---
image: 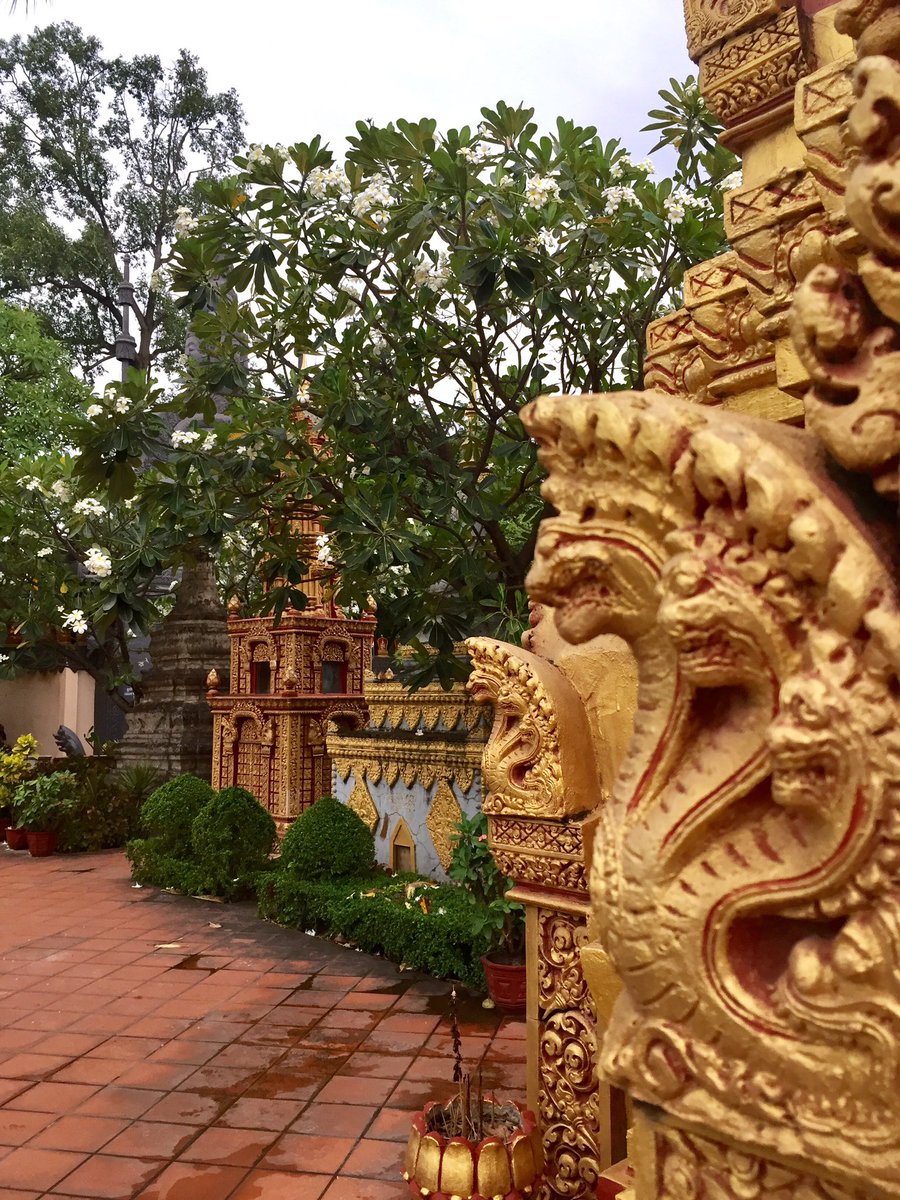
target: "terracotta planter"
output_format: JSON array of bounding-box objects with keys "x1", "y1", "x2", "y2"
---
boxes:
[
  {"x1": 26, "y1": 830, "x2": 58, "y2": 857},
  {"x1": 481, "y1": 955, "x2": 527, "y2": 1014},
  {"x1": 0, "y1": 819, "x2": 9, "y2": 844},
  {"x1": 404, "y1": 1099, "x2": 543, "y2": 1199},
  {"x1": 5, "y1": 827, "x2": 28, "y2": 850}
]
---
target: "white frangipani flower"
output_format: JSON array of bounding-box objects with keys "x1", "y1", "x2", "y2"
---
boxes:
[
  {"x1": 21, "y1": 477, "x2": 42, "y2": 492},
  {"x1": 609, "y1": 154, "x2": 632, "y2": 180},
  {"x1": 524, "y1": 174, "x2": 561, "y2": 209},
  {"x1": 721, "y1": 169, "x2": 743, "y2": 191},
  {"x1": 246, "y1": 144, "x2": 272, "y2": 167},
  {"x1": 413, "y1": 253, "x2": 451, "y2": 293},
  {"x1": 459, "y1": 142, "x2": 491, "y2": 165},
  {"x1": 114, "y1": 398, "x2": 130, "y2": 414},
  {"x1": 51, "y1": 480, "x2": 71, "y2": 501},
  {"x1": 85, "y1": 404, "x2": 104, "y2": 419},
  {"x1": 84, "y1": 547, "x2": 112, "y2": 578},
  {"x1": 528, "y1": 228, "x2": 559, "y2": 255},
  {"x1": 62, "y1": 609, "x2": 89, "y2": 635},
  {"x1": 307, "y1": 164, "x2": 350, "y2": 199},
  {"x1": 173, "y1": 206, "x2": 198, "y2": 236},
  {"x1": 351, "y1": 173, "x2": 394, "y2": 218},
  {"x1": 636, "y1": 158, "x2": 655, "y2": 175},
  {"x1": 315, "y1": 532, "x2": 334, "y2": 565},
  {"x1": 602, "y1": 185, "x2": 639, "y2": 214},
  {"x1": 171, "y1": 429, "x2": 200, "y2": 448},
  {"x1": 202, "y1": 433, "x2": 217, "y2": 451},
  {"x1": 36, "y1": 547, "x2": 53, "y2": 558},
  {"x1": 73, "y1": 498, "x2": 106, "y2": 517}
]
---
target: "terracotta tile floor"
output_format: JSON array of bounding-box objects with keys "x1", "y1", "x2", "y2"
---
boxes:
[{"x1": 0, "y1": 850, "x2": 525, "y2": 1198}]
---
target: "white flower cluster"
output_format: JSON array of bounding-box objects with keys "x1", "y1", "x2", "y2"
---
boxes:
[
  {"x1": 22, "y1": 476, "x2": 42, "y2": 492},
  {"x1": 62, "y1": 609, "x2": 89, "y2": 635},
  {"x1": 0, "y1": 653, "x2": 8, "y2": 664},
  {"x1": 339, "y1": 277, "x2": 364, "y2": 299},
  {"x1": 307, "y1": 164, "x2": 350, "y2": 199},
  {"x1": 602, "y1": 185, "x2": 639, "y2": 214},
  {"x1": 149, "y1": 268, "x2": 167, "y2": 293},
  {"x1": 246, "y1": 144, "x2": 272, "y2": 167},
  {"x1": 528, "y1": 228, "x2": 559, "y2": 255},
  {"x1": 174, "y1": 206, "x2": 198, "y2": 237},
  {"x1": 51, "y1": 480, "x2": 71, "y2": 502},
  {"x1": 664, "y1": 186, "x2": 709, "y2": 223},
  {"x1": 351, "y1": 173, "x2": 394, "y2": 219},
  {"x1": 73, "y1": 498, "x2": 106, "y2": 518},
  {"x1": 720, "y1": 169, "x2": 742, "y2": 191},
  {"x1": 637, "y1": 263, "x2": 657, "y2": 282},
  {"x1": 84, "y1": 547, "x2": 112, "y2": 578},
  {"x1": 524, "y1": 174, "x2": 561, "y2": 209},
  {"x1": 115, "y1": 398, "x2": 130, "y2": 414},
  {"x1": 86, "y1": 403, "x2": 103, "y2": 419},
  {"x1": 610, "y1": 154, "x2": 631, "y2": 180},
  {"x1": 413, "y1": 253, "x2": 451, "y2": 292},
  {"x1": 459, "y1": 142, "x2": 491, "y2": 165},
  {"x1": 36, "y1": 546, "x2": 53, "y2": 558},
  {"x1": 315, "y1": 533, "x2": 333, "y2": 565},
  {"x1": 202, "y1": 432, "x2": 216, "y2": 451},
  {"x1": 171, "y1": 429, "x2": 200, "y2": 448}
]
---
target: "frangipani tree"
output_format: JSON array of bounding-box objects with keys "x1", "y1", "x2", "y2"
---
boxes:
[
  {"x1": 167, "y1": 84, "x2": 734, "y2": 682},
  {"x1": 2, "y1": 83, "x2": 735, "y2": 695}
]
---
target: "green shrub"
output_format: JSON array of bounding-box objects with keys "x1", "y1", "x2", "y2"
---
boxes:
[
  {"x1": 139, "y1": 775, "x2": 214, "y2": 856},
  {"x1": 280, "y1": 794, "x2": 374, "y2": 880},
  {"x1": 126, "y1": 839, "x2": 209, "y2": 893},
  {"x1": 58, "y1": 767, "x2": 141, "y2": 852},
  {"x1": 191, "y1": 786, "x2": 276, "y2": 899},
  {"x1": 257, "y1": 869, "x2": 485, "y2": 990},
  {"x1": 12, "y1": 772, "x2": 77, "y2": 833}
]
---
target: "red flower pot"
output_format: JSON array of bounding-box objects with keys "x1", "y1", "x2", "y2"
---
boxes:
[
  {"x1": 26, "y1": 830, "x2": 58, "y2": 857},
  {"x1": 5, "y1": 827, "x2": 28, "y2": 850},
  {"x1": 481, "y1": 955, "x2": 527, "y2": 1014}
]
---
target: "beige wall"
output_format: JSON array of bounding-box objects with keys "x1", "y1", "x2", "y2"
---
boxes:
[{"x1": 0, "y1": 671, "x2": 95, "y2": 757}]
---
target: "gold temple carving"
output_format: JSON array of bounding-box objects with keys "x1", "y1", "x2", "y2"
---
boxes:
[{"x1": 485, "y1": 3, "x2": 900, "y2": 1198}]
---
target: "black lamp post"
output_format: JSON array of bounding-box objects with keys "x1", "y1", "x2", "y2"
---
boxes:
[{"x1": 114, "y1": 254, "x2": 138, "y2": 381}]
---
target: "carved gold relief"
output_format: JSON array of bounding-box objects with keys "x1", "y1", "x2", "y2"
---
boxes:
[
  {"x1": 522, "y1": 384, "x2": 900, "y2": 1193},
  {"x1": 426, "y1": 780, "x2": 463, "y2": 870},
  {"x1": 699, "y1": 8, "x2": 807, "y2": 133},
  {"x1": 792, "y1": 12, "x2": 900, "y2": 497},
  {"x1": 539, "y1": 1007, "x2": 602, "y2": 1200},
  {"x1": 466, "y1": 637, "x2": 602, "y2": 819},
  {"x1": 365, "y1": 680, "x2": 487, "y2": 736},
  {"x1": 330, "y1": 736, "x2": 481, "y2": 793},
  {"x1": 682, "y1": 0, "x2": 788, "y2": 61},
  {"x1": 346, "y1": 773, "x2": 378, "y2": 832}
]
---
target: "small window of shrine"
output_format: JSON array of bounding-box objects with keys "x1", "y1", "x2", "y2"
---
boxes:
[
  {"x1": 390, "y1": 818, "x2": 416, "y2": 874},
  {"x1": 250, "y1": 660, "x2": 271, "y2": 694},
  {"x1": 321, "y1": 661, "x2": 347, "y2": 693}
]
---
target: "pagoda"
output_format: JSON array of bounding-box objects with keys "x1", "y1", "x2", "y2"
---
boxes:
[{"x1": 206, "y1": 429, "x2": 373, "y2": 832}]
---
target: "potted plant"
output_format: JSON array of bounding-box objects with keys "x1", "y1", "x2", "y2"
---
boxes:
[
  {"x1": 449, "y1": 811, "x2": 526, "y2": 1012},
  {"x1": 0, "y1": 734, "x2": 39, "y2": 848},
  {"x1": 404, "y1": 988, "x2": 543, "y2": 1199},
  {"x1": 12, "y1": 772, "x2": 77, "y2": 857}
]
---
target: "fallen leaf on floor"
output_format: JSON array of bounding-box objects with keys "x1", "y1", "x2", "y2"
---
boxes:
[
  {"x1": 155, "y1": 943, "x2": 183, "y2": 950},
  {"x1": 208, "y1": 922, "x2": 222, "y2": 929}
]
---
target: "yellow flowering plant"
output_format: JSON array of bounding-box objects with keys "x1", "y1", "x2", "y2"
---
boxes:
[{"x1": 0, "y1": 733, "x2": 38, "y2": 807}]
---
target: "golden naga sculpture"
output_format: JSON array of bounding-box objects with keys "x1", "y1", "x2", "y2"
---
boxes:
[{"x1": 511, "y1": 3, "x2": 900, "y2": 1195}]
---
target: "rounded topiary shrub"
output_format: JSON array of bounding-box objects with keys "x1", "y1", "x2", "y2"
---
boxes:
[
  {"x1": 139, "y1": 775, "x2": 215, "y2": 857},
  {"x1": 280, "y1": 794, "x2": 374, "y2": 880},
  {"x1": 191, "y1": 786, "x2": 277, "y2": 898}
]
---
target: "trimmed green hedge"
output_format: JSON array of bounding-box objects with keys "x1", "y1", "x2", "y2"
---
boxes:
[
  {"x1": 257, "y1": 868, "x2": 486, "y2": 991},
  {"x1": 280, "y1": 794, "x2": 374, "y2": 880},
  {"x1": 191, "y1": 786, "x2": 276, "y2": 899}
]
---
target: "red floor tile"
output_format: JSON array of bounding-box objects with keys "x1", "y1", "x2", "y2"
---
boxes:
[
  {"x1": 113, "y1": 1061, "x2": 197, "y2": 1090},
  {"x1": 31, "y1": 1114, "x2": 129, "y2": 1152},
  {"x1": 0, "y1": 1052, "x2": 71, "y2": 1079},
  {"x1": 343, "y1": 1052, "x2": 413, "y2": 1079},
  {"x1": 259, "y1": 1133, "x2": 355, "y2": 1174},
  {"x1": 75, "y1": 1085, "x2": 159, "y2": 1119},
  {"x1": 365, "y1": 1108, "x2": 416, "y2": 1142},
  {"x1": 290, "y1": 1102, "x2": 373, "y2": 1139},
  {"x1": 0, "y1": 1145, "x2": 87, "y2": 1191},
  {"x1": 314, "y1": 1076, "x2": 395, "y2": 1106},
  {"x1": 0, "y1": 1108, "x2": 56, "y2": 1144},
  {"x1": 335, "y1": 993, "x2": 396, "y2": 1012},
  {"x1": 133, "y1": 1162, "x2": 248, "y2": 1200},
  {"x1": 321, "y1": 1177, "x2": 408, "y2": 1199},
  {"x1": 50, "y1": 1058, "x2": 130, "y2": 1086},
  {"x1": 102, "y1": 1119, "x2": 197, "y2": 1159},
  {"x1": 148, "y1": 1039, "x2": 222, "y2": 1066},
  {"x1": 47, "y1": 1153, "x2": 165, "y2": 1198},
  {"x1": 5, "y1": 1081, "x2": 99, "y2": 1113},
  {"x1": 180, "y1": 1124, "x2": 278, "y2": 1167},
  {"x1": 218, "y1": 1097, "x2": 304, "y2": 1131},
  {"x1": 341, "y1": 1137, "x2": 405, "y2": 1180},
  {"x1": 140, "y1": 1090, "x2": 228, "y2": 1126},
  {"x1": 228, "y1": 1170, "x2": 327, "y2": 1200}
]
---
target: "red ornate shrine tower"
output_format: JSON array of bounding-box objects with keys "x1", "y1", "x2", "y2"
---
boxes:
[{"x1": 206, "y1": 434, "x2": 373, "y2": 832}]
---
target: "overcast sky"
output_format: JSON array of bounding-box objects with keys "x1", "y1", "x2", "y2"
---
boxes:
[{"x1": 5, "y1": 1, "x2": 694, "y2": 159}]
